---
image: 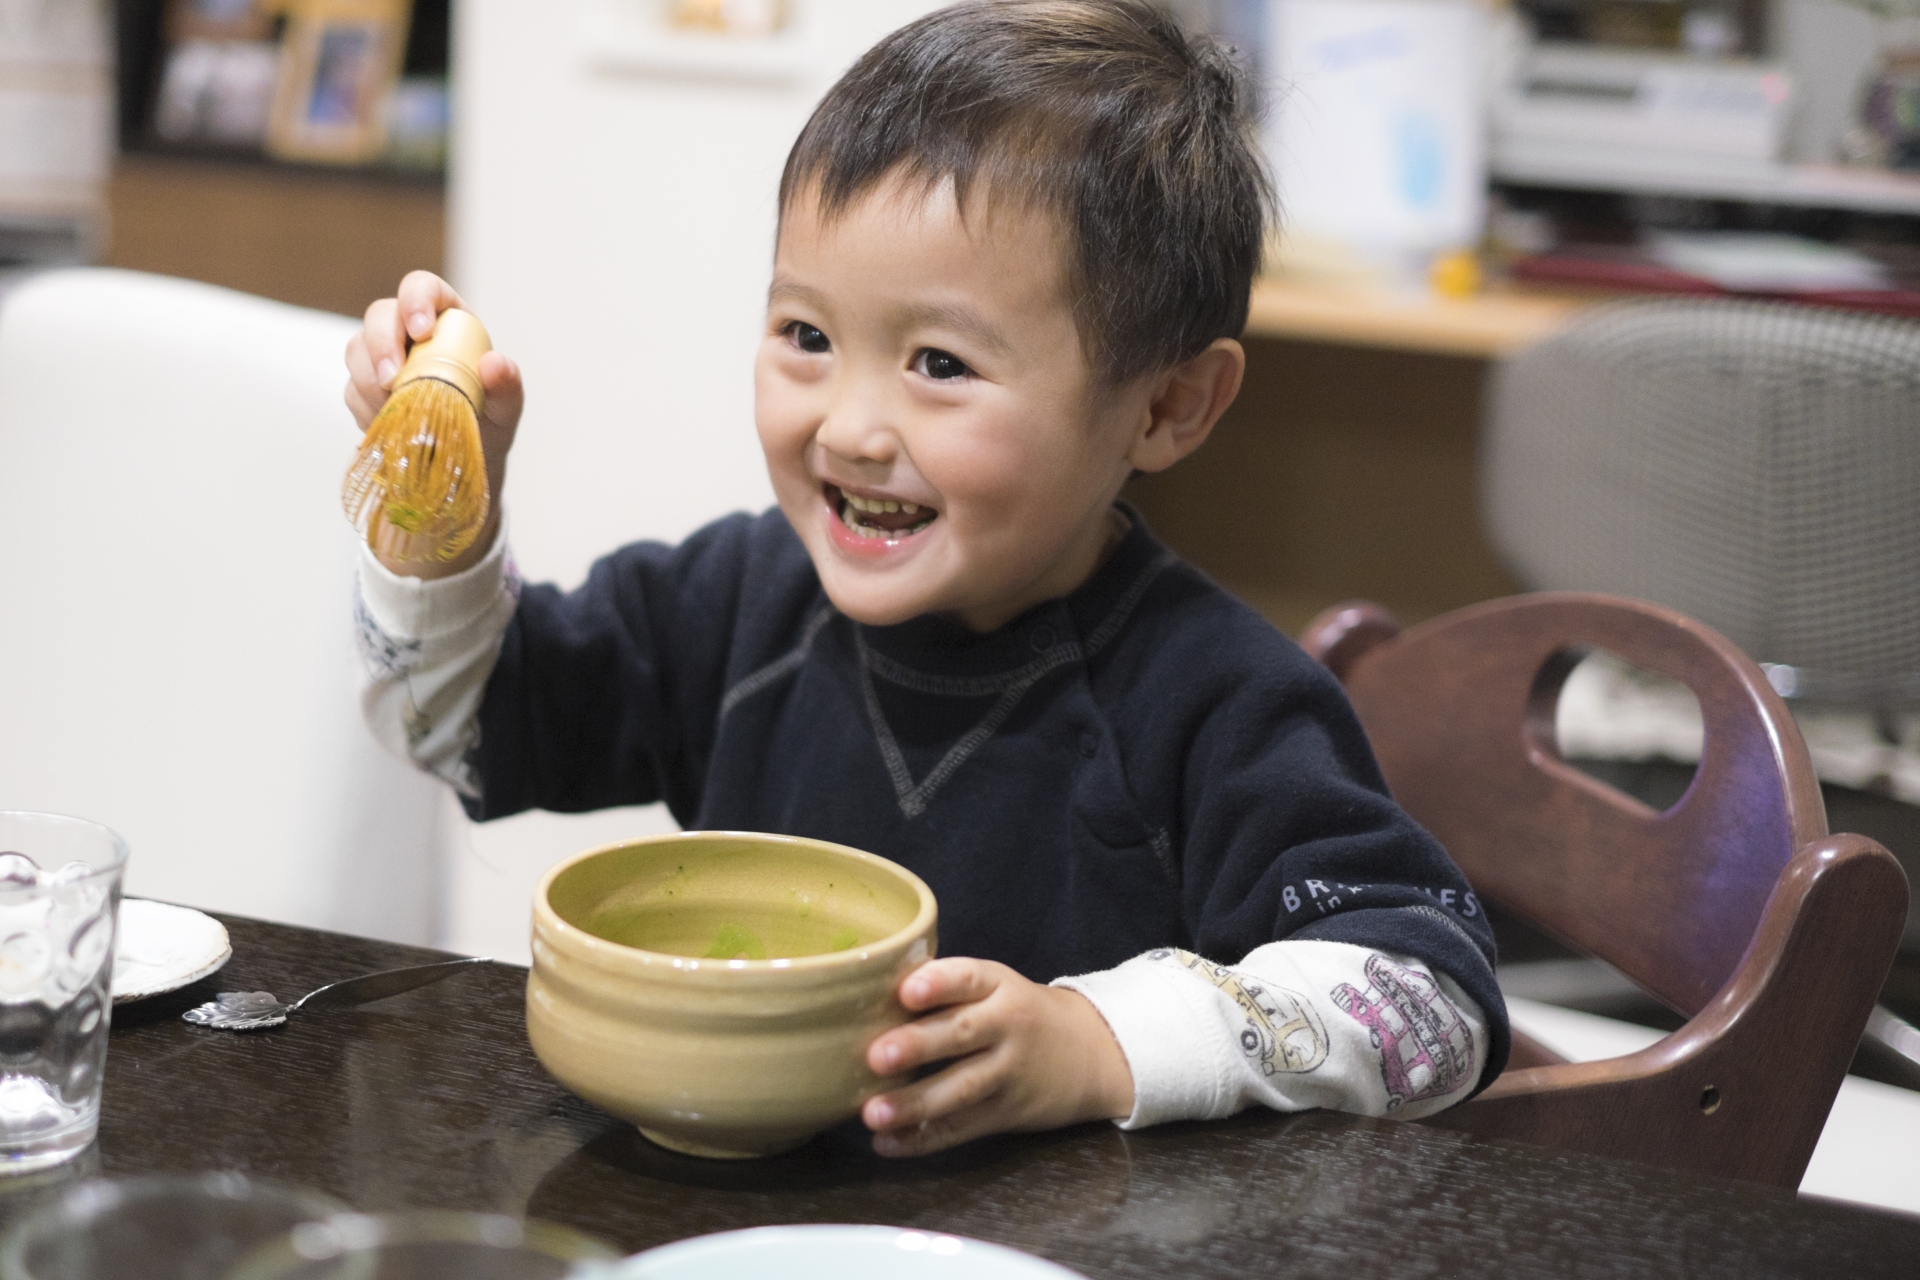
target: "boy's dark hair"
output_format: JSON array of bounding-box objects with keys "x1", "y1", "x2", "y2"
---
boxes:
[{"x1": 779, "y1": 0, "x2": 1270, "y2": 385}]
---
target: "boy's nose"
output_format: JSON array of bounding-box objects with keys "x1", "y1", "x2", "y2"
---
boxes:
[{"x1": 813, "y1": 386, "x2": 899, "y2": 467}]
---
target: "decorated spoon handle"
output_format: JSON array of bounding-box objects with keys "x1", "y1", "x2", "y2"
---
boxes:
[{"x1": 292, "y1": 957, "x2": 491, "y2": 1014}]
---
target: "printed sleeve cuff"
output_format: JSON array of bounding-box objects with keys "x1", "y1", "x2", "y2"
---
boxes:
[
  {"x1": 1054, "y1": 958, "x2": 1224, "y2": 1130},
  {"x1": 356, "y1": 520, "x2": 512, "y2": 641}
]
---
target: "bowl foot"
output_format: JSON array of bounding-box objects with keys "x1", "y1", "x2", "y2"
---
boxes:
[{"x1": 637, "y1": 1126, "x2": 813, "y2": 1160}]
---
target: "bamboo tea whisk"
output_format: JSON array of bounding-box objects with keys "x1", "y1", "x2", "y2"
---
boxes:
[{"x1": 342, "y1": 309, "x2": 493, "y2": 563}]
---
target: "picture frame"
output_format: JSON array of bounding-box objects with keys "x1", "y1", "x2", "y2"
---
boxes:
[{"x1": 266, "y1": 0, "x2": 412, "y2": 165}]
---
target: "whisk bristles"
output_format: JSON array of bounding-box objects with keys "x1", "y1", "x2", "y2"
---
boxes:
[{"x1": 342, "y1": 376, "x2": 490, "y2": 563}]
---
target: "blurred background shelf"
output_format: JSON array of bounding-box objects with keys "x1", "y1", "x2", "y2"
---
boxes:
[
  {"x1": 1246, "y1": 276, "x2": 1586, "y2": 357},
  {"x1": 1494, "y1": 146, "x2": 1920, "y2": 217},
  {"x1": 103, "y1": 152, "x2": 443, "y2": 316},
  {"x1": 88, "y1": 0, "x2": 450, "y2": 315}
]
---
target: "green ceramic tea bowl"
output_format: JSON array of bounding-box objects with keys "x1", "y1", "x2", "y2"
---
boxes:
[{"x1": 527, "y1": 831, "x2": 938, "y2": 1159}]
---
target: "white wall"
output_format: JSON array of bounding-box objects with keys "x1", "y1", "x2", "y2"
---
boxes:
[{"x1": 439, "y1": 0, "x2": 942, "y2": 962}]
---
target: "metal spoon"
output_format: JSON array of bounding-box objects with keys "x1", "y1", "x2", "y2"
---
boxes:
[{"x1": 182, "y1": 957, "x2": 491, "y2": 1031}]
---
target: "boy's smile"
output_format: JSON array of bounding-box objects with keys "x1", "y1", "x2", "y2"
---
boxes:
[{"x1": 756, "y1": 178, "x2": 1156, "y2": 632}]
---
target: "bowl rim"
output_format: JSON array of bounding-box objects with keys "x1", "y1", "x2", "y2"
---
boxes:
[{"x1": 532, "y1": 830, "x2": 937, "y2": 977}]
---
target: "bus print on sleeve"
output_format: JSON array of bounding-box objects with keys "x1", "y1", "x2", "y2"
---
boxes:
[
  {"x1": 1151, "y1": 948, "x2": 1328, "y2": 1076},
  {"x1": 1331, "y1": 953, "x2": 1474, "y2": 1110}
]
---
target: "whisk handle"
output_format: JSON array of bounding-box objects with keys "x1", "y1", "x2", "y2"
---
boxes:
[{"x1": 393, "y1": 308, "x2": 492, "y2": 408}]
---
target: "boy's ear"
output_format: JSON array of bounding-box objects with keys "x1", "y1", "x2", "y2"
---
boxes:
[{"x1": 1127, "y1": 338, "x2": 1245, "y2": 474}]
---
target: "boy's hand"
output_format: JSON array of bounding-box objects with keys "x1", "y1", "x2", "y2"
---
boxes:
[
  {"x1": 861, "y1": 958, "x2": 1134, "y2": 1157},
  {"x1": 344, "y1": 271, "x2": 524, "y2": 577}
]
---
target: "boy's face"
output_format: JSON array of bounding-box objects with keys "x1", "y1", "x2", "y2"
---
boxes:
[{"x1": 756, "y1": 179, "x2": 1151, "y2": 632}]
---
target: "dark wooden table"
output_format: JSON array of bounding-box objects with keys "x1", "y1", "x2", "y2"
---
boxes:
[{"x1": 31, "y1": 915, "x2": 1920, "y2": 1277}]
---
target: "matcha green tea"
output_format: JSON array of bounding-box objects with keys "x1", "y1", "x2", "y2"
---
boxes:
[
  {"x1": 544, "y1": 836, "x2": 926, "y2": 962},
  {"x1": 583, "y1": 903, "x2": 868, "y2": 959}
]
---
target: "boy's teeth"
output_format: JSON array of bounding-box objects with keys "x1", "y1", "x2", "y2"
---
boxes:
[
  {"x1": 836, "y1": 489, "x2": 935, "y2": 538},
  {"x1": 843, "y1": 492, "x2": 915, "y2": 515}
]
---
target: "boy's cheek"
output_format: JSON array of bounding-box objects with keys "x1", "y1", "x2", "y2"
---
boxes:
[
  {"x1": 753, "y1": 406, "x2": 811, "y2": 484},
  {"x1": 752, "y1": 351, "x2": 804, "y2": 429},
  {"x1": 754, "y1": 385, "x2": 826, "y2": 464}
]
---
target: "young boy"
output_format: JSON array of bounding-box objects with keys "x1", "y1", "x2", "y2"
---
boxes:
[{"x1": 347, "y1": 0, "x2": 1508, "y2": 1157}]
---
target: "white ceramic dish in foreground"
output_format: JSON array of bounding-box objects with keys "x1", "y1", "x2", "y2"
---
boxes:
[
  {"x1": 604, "y1": 1225, "x2": 1088, "y2": 1280},
  {"x1": 112, "y1": 899, "x2": 231, "y2": 1003}
]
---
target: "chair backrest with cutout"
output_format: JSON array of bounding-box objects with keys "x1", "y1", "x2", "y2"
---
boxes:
[{"x1": 1317, "y1": 592, "x2": 1829, "y2": 1018}]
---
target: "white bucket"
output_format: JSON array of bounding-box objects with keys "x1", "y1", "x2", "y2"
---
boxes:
[{"x1": 1263, "y1": 0, "x2": 1489, "y2": 283}]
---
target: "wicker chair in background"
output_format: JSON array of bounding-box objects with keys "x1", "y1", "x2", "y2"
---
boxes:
[{"x1": 1482, "y1": 297, "x2": 1920, "y2": 715}]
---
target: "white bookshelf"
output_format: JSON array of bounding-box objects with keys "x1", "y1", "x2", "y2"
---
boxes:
[{"x1": 1493, "y1": 140, "x2": 1920, "y2": 217}]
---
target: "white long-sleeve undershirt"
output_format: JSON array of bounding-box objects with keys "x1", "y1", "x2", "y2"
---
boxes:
[{"x1": 354, "y1": 528, "x2": 519, "y2": 799}]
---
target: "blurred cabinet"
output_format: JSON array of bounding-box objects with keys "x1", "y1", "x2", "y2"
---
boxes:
[
  {"x1": 104, "y1": 154, "x2": 443, "y2": 316},
  {"x1": 1127, "y1": 335, "x2": 1523, "y2": 636},
  {"x1": 100, "y1": 0, "x2": 449, "y2": 315}
]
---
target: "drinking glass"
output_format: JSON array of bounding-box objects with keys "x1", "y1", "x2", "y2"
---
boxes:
[
  {"x1": 0, "y1": 814, "x2": 127, "y2": 1173},
  {"x1": 0, "y1": 1172, "x2": 347, "y2": 1280},
  {"x1": 226, "y1": 1211, "x2": 620, "y2": 1279}
]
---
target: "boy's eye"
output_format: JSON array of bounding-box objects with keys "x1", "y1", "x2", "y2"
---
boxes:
[
  {"x1": 786, "y1": 322, "x2": 830, "y2": 354},
  {"x1": 915, "y1": 348, "x2": 972, "y2": 380}
]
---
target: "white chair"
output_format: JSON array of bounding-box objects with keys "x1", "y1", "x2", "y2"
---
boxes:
[{"x1": 0, "y1": 268, "x2": 445, "y2": 944}]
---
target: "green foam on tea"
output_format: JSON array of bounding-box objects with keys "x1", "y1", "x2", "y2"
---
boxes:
[
  {"x1": 705, "y1": 923, "x2": 767, "y2": 961},
  {"x1": 582, "y1": 902, "x2": 873, "y2": 959}
]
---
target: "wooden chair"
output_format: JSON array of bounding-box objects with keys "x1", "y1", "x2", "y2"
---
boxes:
[{"x1": 1299, "y1": 592, "x2": 1909, "y2": 1189}]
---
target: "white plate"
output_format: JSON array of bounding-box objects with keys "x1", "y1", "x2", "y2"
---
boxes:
[
  {"x1": 112, "y1": 899, "x2": 232, "y2": 1003},
  {"x1": 607, "y1": 1226, "x2": 1087, "y2": 1280}
]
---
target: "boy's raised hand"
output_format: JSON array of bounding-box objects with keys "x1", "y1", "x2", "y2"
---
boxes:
[
  {"x1": 861, "y1": 958, "x2": 1134, "y2": 1157},
  {"x1": 344, "y1": 270, "x2": 525, "y2": 577}
]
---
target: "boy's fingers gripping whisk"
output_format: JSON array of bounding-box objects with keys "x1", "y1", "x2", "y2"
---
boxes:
[
  {"x1": 343, "y1": 332, "x2": 387, "y2": 434},
  {"x1": 475, "y1": 350, "x2": 525, "y2": 455},
  {"x1": 396, "y1": 268, "x2": 467, "y2": 343},
  {"x1": 365, "y1": 271, "x2": 463, "y2": 395}
]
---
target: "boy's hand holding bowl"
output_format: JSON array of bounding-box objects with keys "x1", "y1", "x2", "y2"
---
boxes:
[{"x1": 862, "y1": 957, "x2": 1134, "y2": 1157}]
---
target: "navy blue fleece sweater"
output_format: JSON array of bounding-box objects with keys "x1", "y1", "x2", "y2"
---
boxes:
[{"x1": 468, "y1": 505, "x2": 1509, "y2": 1085}]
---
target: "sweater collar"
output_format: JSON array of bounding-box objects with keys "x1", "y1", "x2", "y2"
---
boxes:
[{"x1": 854, "y1": 502, "x2": 1168, "y2": 680}]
